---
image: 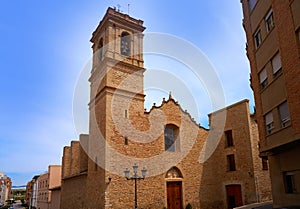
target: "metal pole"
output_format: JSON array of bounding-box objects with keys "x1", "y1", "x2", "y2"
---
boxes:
[
  {"x1": 125, "y1": 165, "x2": 146, "y2": 209},
  {"x1": 134, "y1": 178, "x2": 138, "y2": 209}
]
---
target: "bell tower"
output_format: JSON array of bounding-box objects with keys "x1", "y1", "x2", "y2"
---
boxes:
[
  {"x1": 87, "y1": 8, "x2": 146, "y2": 208},
  {"x1": 89, "y1": 6, "x2": 146, "y2": 136},
  {"x1": 89, "y1": 7, "x2": 146, "y2": 103},
  {"x1": 89, "y1": 7, "x2": 146, "y2": 132}
]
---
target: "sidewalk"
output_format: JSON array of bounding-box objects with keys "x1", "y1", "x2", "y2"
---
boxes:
[{"x1": 234, "y1": 201, "x2": 273, "y2": 209}]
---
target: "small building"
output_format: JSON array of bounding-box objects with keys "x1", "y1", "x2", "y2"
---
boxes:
[
  {"x1": 26, "y1": 180, "x2": 32, "y2": 206},
  {"x1": 37, "y1": 172, "x2": 49, "y2": 209},
  {"x1": 0, "y1": 172, "x2": 12, "y2": 206},
  {"x1": 202, "y1": 100, "x2": 272, "y2": 208},
  {"x1": 36, "y1": 165, "x2": 61, "y2": 209},
  {"x1": 27, "y1": 175, "x2": 39, "y2": 209}
]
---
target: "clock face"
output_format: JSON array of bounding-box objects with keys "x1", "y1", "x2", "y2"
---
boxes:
[{"x1": 121, "y1": 38, "x2": 130, "y2": 56}]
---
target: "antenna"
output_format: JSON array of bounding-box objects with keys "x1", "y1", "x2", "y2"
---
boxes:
[
  {"x1": 128, "y1": 4, "x2": 130, "y2": 15},
  {"x1": 117, "y1": 4, "x2": 121, "y2": 12}
]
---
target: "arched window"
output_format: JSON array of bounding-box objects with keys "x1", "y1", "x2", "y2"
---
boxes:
[
  {"x1": 98, "y1": 38, "x2": 103, "y2": 61},
  {"x1": 164, "y1": 124, "x2": 180, "y2": 152},
  {"x1": 165, "y1": 167, "x2": 183, "y2": 179},
  {"x1": 120, "y1": 32, "x2": 131, "y2": 56}
]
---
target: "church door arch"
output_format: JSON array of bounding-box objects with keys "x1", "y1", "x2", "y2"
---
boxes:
[{"x1": 165, "y1": 167, "x2": 183, "y2": 209}]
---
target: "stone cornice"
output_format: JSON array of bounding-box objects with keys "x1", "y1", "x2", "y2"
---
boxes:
[
  {"x1": 91, "y1": 7, "x2": 145, "y2": 43},
  {"x1": 89, "y1": 86, "x2": 145, "y2": 108},
  {"x1": 62, "y1": 171, "x2": 87, "y2": 181}
]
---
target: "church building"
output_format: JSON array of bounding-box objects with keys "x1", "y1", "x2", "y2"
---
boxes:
[{"x1": 60, "y1": 7, "x2": 271, "y2": 209}]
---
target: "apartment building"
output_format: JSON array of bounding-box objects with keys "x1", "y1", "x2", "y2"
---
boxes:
[
  {"x1": 27, "y1": 175, "x2": 39, "y2": 209},
  {"x1": 26, "y1": 180, "x2": 33, "y2": 206},
  {"x1": 0, "y1": 173, "x2": 12, "y2": 206},
  {"x1": 33, "y1": 165, "x2": 61, "y2": 209},
  {"x1": 241, "y1": 0, "x2": 300, "y2": 207},
  {"x1": 37, "y1": 172, "x2": 49, "y2": 209}
]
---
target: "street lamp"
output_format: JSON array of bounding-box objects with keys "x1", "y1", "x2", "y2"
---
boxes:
[{"x1": 124, "y1": 164, "x2": 147, "y2": 209}]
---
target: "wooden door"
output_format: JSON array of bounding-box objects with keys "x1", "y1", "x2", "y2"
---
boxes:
[
  {"x1": 226, "y1": 184, "x2": 243, "y2": 209},
  {"x1": 167, "y1": 181, "x2": 183, "y2": 209}
]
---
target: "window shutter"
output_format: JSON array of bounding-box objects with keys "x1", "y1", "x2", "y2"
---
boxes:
[
  {"x1": 259, "y1": 69, "x2": 267, "y2": 83},
  {"x1": 272, "y1": 53, "x2": 282, "y2": 74},
  {"x1": 279, "y1": 102, "x2": 290, "y2": 121},
  {"x1": 265, "y1": 112, "x2": 273, "y2": 125}
]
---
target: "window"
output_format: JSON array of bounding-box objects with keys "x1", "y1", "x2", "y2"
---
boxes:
[
  {"x1": 284, "y1": 172, "x2": 297, "y2": 194},
  {"x1": 164, "y1": 127, "x2": 175, "y2": 151},
  {"x1": 227, "y1": 154, "x2": 236, "y2": 171},
  {"x1": 164, "y1": 125, "x2": 179, "y2": 152},
  {"x1": 265, "y1": 9, "x2": 274, "y2": 32},
  {"x1": 120, "y1": 32, "x2": 131, "y2": 56},
  {"x1": 265, "y1": 112, "x2": 274, "y2": 135},
  {"x1": 262, "y1": 158, "x2": 268, "y2": 170},
  {"x1": 248, "y1": 0, "x2": 257, "y2": 12},
  {"x1": 254, "y1": 29, "x2": 262, "y2": 48},
  {"x1": 271, "y1": 52, "x2": 282, "y2": 77},
  {"x1": 279, "y1": 101, "x2": 291, "y2": 128},
  {"x1": 259, "y1": 68, "x2": 268, "y2": 89},
  {"x1": 165, "y1": 167, "x2": 183, "y2": 179},
  {"x1": 124, "y1": 136, "x2": 128, "y2": 145},
  {"x1": 225, "y1": 130, "x2": 234, "y2": 147}
]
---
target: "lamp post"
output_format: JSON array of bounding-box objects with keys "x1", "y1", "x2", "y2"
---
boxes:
[{"x1": 124, "y1": 164, "x2": 147, "y2": 209}]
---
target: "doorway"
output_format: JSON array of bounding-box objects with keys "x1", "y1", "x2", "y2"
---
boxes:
[
  {"x1": 226, "y1": 184, "x2": 243, "y2": 209},
  {"x1": 167, "y1": 181, "x2": 183, "y2": 209}
]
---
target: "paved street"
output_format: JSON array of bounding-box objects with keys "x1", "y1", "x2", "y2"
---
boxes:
[{"x1": 10, "y1": 201, "x2": 25, "y2": 209}]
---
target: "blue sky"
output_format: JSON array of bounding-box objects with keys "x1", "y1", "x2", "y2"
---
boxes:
[{"x1": 0, "y1": 0, "x2": 253, "y2": 186}]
